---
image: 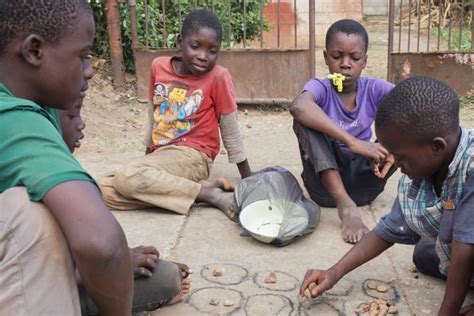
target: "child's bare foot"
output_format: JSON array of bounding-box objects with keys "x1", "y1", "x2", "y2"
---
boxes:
[
  {"x1": 168, "y1": 262, "x2": 192, "y2": 306},
  {"x1": 196, "y1": 187, "x2": 236, "y2": 221},
  {"x1": 338, "y1": 204, "x2": 369, "y2": 244},
  {"x1": 199, "y1": 177, "x2": 235, "y2": 191}
]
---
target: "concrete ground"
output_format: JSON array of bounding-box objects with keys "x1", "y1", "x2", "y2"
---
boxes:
[{"x1": 77, "y1": 110, "x2": 474, "y2": 315}]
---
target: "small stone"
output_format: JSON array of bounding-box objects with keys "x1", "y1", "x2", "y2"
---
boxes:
[
  {"x1": 414, "y1": 274, "x2": 419, "y2": 279},
  {"x1": 367, "y1": 280, "x2": 378, "y2": 289},
  {"x1": 375, "y1": 299, "x2": 388, "y2": 306},
  {"x1": 264, "y1": 271, "x2": 277, "y2": 283},
  {"x1": 308, "y1": 282, "x2": 317, "y2": 291},
  {"x1": 408, "y1": 266, "x2": 417, "y2": 273},
  {"x1": 223, "y1": 300, "x2": 234, "y2": 307},
  {"x1": 209, "y1": 298, "x2": 219, "y2": 306},
  {"x1": 376, "y1": 284, "x2": 389, "y2": 293},
  {"x1": 355, "y1": 303, "x2": 370, "y2": 313},
  {"x1": 378, "y1": 303, "x2": 389, "y2": 313},
  {"x1": 244, "y1": 109, "x2": 249, "y2": 115},
  {"x1": 212, "y1": 268, "x2": 223, "y2": 277},
  {"x1": 303, "y1": 288, "x2": 312, "y2": 299},
  {"x1": 246, "y1": 123, "x2": 252, "y2": 128},
  {"x1": 387, "y1": 305, "x2": 398, "y2": 314}
]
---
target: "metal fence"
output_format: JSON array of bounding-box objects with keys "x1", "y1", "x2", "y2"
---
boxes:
[
  {"x1": 130, "y1": 0, "x2": 311, "y2": 50},
  {"x1": 388, "y1": 0, "x2": 472, "y2": 54},
  {"x1": 387, "y1": 0, "x2": 473, "y2": 95},
  {"x1": 129, "y1": 0, "x2": 318, "y2": 102}
]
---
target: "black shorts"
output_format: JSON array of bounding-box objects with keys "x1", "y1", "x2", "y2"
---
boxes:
[{"x1": 293, "y1": 120, "x2": 397, "y2": 207}]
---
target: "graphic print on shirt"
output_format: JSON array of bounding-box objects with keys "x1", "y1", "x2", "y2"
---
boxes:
[{"x1": 152, "y1": 81, "x2": 203, "y2": 146}]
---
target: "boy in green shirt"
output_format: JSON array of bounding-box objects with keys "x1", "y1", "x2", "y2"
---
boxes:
[{"x1": 0, "y1": 1, "x2": 185, "y2": 314}]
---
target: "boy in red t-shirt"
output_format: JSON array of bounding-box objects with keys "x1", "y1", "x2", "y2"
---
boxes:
[{"x1": 98, "y1": 9, "x2": 251, "y2": 220}]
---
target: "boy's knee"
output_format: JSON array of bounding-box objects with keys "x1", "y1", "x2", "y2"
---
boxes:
[
  {"x1": 155, "y1": 260, "x2": 182, "y2": 297},
  {"x1": 0, "y1": 188, "x2": 79, "y2": 315},
  {"x1": 113, "y1": 164, "x2": 141, "y2": 197},
  {"x1": 133, "y1": 260, "x2": 182, "y2": 309},
  {"x1": 1, "y1": 188, "x2": 64, "y2": 246}
]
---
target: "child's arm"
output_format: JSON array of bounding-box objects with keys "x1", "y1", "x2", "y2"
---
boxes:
[
  {"x1": 43, "y1": 181, "x2": 133, "y2": 315},
  {"x1": 301, "y1": 198, "x2": 420, "y2": 297},
  {"x1": 439, "y1": 175, "x2": 474, "y2": 315},
  {"x1": 300, "y1": 231, "x2": 393, "y2": 297},
  {"x1": 290, "y1": 91, "x2": 388, "y2": 163},
  {"x1": 438, "y1": 241, "x2": 474, "y2": 315},
  {"x1": 144, "y1": 100, "x2": 154, "y2": 154},
  {"x1": 219, "y1": 111, "x2": 252, "y2": 178}
]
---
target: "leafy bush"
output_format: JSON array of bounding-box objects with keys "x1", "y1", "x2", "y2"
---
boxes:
[{"x1": 90, "y1": 0, "x2": 268, "y2": 72}]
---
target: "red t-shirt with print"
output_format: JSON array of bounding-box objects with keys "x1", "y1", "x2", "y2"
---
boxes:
[{"x1": 148, "y1": 56, "x2": 237, "y2": 160}]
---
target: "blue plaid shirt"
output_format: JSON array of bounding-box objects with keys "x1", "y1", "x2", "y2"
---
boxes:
[{"x1": 375, "y1": 128, "x2": 474, "y2": 275}]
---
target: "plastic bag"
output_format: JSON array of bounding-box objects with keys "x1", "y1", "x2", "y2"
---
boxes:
[{"x1": 235, "y1": 166, "x2": 320, "y2": 246}]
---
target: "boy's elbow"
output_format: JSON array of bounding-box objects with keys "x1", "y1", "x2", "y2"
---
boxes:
[
  {"x1": 70, "y1": 227, "x2": 129, "y2": 268},
  {"x1": 289, "y1": 98, "x2": 303, "y2": 118}
]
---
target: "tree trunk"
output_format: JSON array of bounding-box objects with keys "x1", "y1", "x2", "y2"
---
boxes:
[{"x1": 105, "y1": 0, "x2": 125, "y2": 87}]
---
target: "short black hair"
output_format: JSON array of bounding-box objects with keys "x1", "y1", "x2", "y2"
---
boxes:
[
  {"x1": 0, "y1": 0, "x2": 91, "y2": 56},
  {"x1": 181, "y1": 9, "x2": 223, "y2": 43},
  {"x1": 375, "y1": 76, "x2": 459, "y2": 143},
  {"x1": 326, "y1": 19, "x2": 369, "y2": 52}
]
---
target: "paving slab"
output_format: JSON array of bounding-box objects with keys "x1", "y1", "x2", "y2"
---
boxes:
[{"x1": 76, "y1": 111, "x2": 473, "y2": 315}]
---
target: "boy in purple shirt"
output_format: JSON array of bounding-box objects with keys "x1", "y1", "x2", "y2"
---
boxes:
[{"x1": 290, "y1": 19, "x2": 396, "y2": 244}]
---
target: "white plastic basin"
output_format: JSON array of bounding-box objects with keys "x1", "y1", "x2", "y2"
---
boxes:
[{"x1": 239, "y1": 199, "x2": 284, "y2": 243}]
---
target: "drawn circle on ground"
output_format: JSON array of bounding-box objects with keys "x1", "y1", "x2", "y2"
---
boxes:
[
  {"x1": 326, "y1": 278, "x2": 354, "y2": 296},
  {"x1": 252, "y1": 270, "x2": 299, "y2": 292},
  {"x1": 187, "y1": 286, "x2": 244, "y2": 315},
  {"x1": 362, "y1": 279, "x2": 398, "y2": 302},
  {"x1": 299, "y1": 298, "x2": 344, "y2": 316},
  {"x1": 201, "y1": 263, "x2": 249, "y2": 285},
  {"x1": 244, "y1": 293, "x2": 294, "y2": 316}
]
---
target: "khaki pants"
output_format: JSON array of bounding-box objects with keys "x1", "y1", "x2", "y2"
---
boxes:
[
  {"x1": 0, "y1": 187, "x2": 80, "y2": 315},
  {"x1": 99, "y1": 145, "x2": 212, "y2": 215}
]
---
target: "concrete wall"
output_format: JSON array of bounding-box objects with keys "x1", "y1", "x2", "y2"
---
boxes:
[
  {"x1": 389, "y1": 52, "x2": 474, "y2": 96},
  {"x1": 363, "y1": 0, "x2": 388, "y2": 16},
  {"x1": 256, "y1": 0, "x2": 363, "y2": 49},
  {"x1": 134, "y1": 48, "x2": 312, "y2": 103}
]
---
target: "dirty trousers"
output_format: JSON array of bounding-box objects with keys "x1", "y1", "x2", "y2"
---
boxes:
[
  {"x1": 0, "y1": 187, "x2": 184, "y2": 315},
  {"x1": 80, "y1": 260, "x2": 182, "y2": 315},
  {"x1": 0, "y1": 187, "x2": 81, "y2": 315},
  {"x1": 99, "y1": 145, "x2": 212, "y2": 214},
  {"x1": 293, "y1": 121, "x2": 397, "y2": 207}
]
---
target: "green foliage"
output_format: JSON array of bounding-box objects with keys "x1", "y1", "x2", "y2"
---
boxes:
[
  {"x1": 90, "y1": 0, "x2": 269, "y2": 72},
  {"x1": 432, "y1": 28, "x2": 472, "y2": 50}
]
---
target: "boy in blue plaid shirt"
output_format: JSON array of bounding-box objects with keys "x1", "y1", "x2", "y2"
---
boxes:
[{"x1": 300, "y1": 76, "x2": 474, "y2": 315}]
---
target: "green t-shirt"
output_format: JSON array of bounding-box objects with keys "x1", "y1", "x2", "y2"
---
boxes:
[{"x1": 0, "y1": 84, "x2": 95, "y2": 201}]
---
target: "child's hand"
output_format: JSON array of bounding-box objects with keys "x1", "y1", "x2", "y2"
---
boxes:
[
  {"x1": 459, "y1": 304, "x2": 474, "y2": 316},
  {"x1": 349, "y1": 139, "x2": 388, "y2": 163},
  {"x1": 371, "y1": 153, "x2": 395, "y2": 178},
  {"x1": 299, "y1": 268, "x2": 338, "y2": 299},
  {"x1": 130, "y1": 245, "x2": 160, "y2": 278}
]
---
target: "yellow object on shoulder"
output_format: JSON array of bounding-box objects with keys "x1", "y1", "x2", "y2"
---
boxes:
[{"x1": 327, "y1": 73, "x2": 346, "y2": 93}]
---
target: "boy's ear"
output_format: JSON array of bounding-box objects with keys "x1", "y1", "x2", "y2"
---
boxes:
[
  {"x1": 20, "y1": 34, "x2": 45, "y2": 67},
  {"x1": 176, "y1": 34, "x2": 182, "y2": 51},
  {"x1": 431, "y1": 137, "x2": 448, "y2": 153},
  {"x1": 323, "y1": 50, "x2": 328, "y2": 65}
]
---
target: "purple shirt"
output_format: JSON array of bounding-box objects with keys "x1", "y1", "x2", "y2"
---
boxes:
[{"x1": 303, "y1": 77, "x2": 394, "y2": 152}]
